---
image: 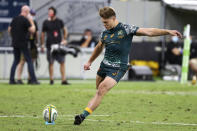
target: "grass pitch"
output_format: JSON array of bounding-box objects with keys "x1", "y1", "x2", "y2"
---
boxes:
[{"x1": 0, "y1": 80, "x2": 197, "y2": 131}]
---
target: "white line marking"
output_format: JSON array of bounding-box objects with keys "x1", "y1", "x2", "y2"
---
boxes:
[
  {"x1": 0, "y1": 115, "x2": 37, "y2": 118},
  {"x1": 1, "y1": 80, "x2": 196, "y2": 96},
  {"x1": 71, "y1": 118, "x2": 197, "y2": 126},
  {"x1": 72, "y1": 89, "x2": 197, "y2": 96},
  {"x1": 86, "y1": 119, "x2": 197, "y2": 126},
  {"x1": 0, "y1": 114, "x2": 110, "y2": 118},
  {"x1": 150, "y1": 121, "x2": 197, "y2": 126},
  {"x1": 1, "y1": 115, "x2": 197, "y2": 126}
]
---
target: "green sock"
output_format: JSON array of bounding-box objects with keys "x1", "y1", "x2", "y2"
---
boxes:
[
  {"x1": 82, "y1": 110, "x2": 90, "y2": 118},
  {"x1": 81, "y1": 107, "x2": 93, "y2": 118}
]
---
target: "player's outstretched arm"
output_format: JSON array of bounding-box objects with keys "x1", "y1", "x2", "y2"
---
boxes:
[
  {"x1": 84, "y1": 41, "x2": 104, "y2": 70},
  {"x1": 136, "y1": 28, "x2": 182, "y2": 38}
]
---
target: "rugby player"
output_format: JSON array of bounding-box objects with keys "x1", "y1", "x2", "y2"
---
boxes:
[{"x1": 74, "y1": 7, "x2": 182, "y2": 125}]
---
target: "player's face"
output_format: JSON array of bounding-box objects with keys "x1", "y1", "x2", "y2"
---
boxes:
[
  {"x1": 101, "y1": 17, "x2": 116, "y2": 30},
  {"x1": 85, "y1": 31, "x2": 92, "y2": 36},
  {"x1": 48, "y1": 9, "x2": 55, "y2": 18}
]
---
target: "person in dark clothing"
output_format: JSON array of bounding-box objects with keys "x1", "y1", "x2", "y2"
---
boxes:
[
  {"x1": 79, "y1": 29, "x2": 97, "y2": 48},
  {"x1": 166, "y1": 36, "x2": 183, "y2": 65},
  {"x1": 8, "y1": 5, "x2": 39, "y2": 84},
  {"x1": 41, "y1": 6, "x2": 69, "y2": 85},
  {"x1": 16, "y1": 9, "x2": 39, "y2": 84}
]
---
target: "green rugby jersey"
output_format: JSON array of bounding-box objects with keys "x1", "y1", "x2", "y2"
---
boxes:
[{"x1": 100, "y1": 22, "x2": 139, "y2": 70}]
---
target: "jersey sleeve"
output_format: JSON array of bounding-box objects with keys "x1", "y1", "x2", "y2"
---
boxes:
[
  {"x1": 99, "y1": 32, "x2": 104, "y2": 43},
  {"x1": 123, "y1": 24, "x2": 139, "y2": 36}
]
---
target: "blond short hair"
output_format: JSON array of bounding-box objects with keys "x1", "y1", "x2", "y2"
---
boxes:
[{"x1": 99, "y1": 7, "x2": 116, "y2": 19}]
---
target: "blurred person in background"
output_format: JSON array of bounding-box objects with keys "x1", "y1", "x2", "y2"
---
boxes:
[
  {"x1": 163, "y1": 36, "x2": 183, "y2": 79},
  {"x1": 166, "y1": 36, "x2": 183, "y2": 65},
  {"x1": 16, "y1": 9, "x2": 39, "y2": 84},
  {"x1": 8, "y1": 5, "x2": 39, "y2": 84},
  {"x1": 165, "y1": 36, "x2": 197, "y2": 84},
  {"x1": 79, "y1": 29, "x2": 97, "y2": 48},
  {"x1": 41, "y1": 6, "x2": 69, "y2": 85}
]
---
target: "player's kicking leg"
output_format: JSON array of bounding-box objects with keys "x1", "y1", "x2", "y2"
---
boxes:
[{"x1": 74, "y1": 76, "x2": 117, "y2": 125}]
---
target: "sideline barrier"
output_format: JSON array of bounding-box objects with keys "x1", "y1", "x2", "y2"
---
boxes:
[{"x1": 0, "y1": 47, "x2": 128, "y2": 80}]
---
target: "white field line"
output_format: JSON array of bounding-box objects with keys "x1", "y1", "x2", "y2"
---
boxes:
[
  {"x1": 0, "y1": 115, "x2": 33, "y2": 118},
  {"x1": 1, "y1": 80, "x2": 197, "y2": 96},
  {"x1": 72, "y1": 89, "x2": 197, "y2": 96},
  {"x1": 0, "y1": 114, "x2": 110, "y2": 118},
  {"x1": 84, "y1": 119, "x2": 197, "y2": 126},
  {"x1": 1, "y1": 115, "x2": 197, "y2": 126},
  {"x1": 68, "y1": 118, "x2": 197, "y2": 126}
]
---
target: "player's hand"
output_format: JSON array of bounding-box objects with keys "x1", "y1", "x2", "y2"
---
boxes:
[
  {"x1": 84, "y1": 62, "x2": 91, "y2": 70},
  {"x1": 168, "y1": 30, "x2": 182, "y2": 39}
]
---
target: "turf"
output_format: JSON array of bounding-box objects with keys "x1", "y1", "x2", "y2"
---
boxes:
[{"x1": 0, "y1": 80, "x2": 197, "y2": 131}]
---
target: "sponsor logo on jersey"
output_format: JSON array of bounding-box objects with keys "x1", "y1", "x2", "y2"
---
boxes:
[
  {"x1": 118, "y1": 35, "x2": 124, "y2": 39},
  {"x1": 110, "y1": 33, "x2": 114, "y2": 38},
  {"x1": 118, "y1": 30, "x2": 123, "y2": 35},
  {"x1": 104, "y1": 35, "x2": 108, "y2": 40},
  {"x1": 112, "y1": 72, "x2": 117, "y2": 76},
  {"x1": 103, "y1": 59, "x2": 120, "y2": 68},
  {"x1": 118, "y1": 30, "x2": 124, "y2": 39},
  {"x1": 110, "y1": 41, "x2": 120, "y2": 44}
]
